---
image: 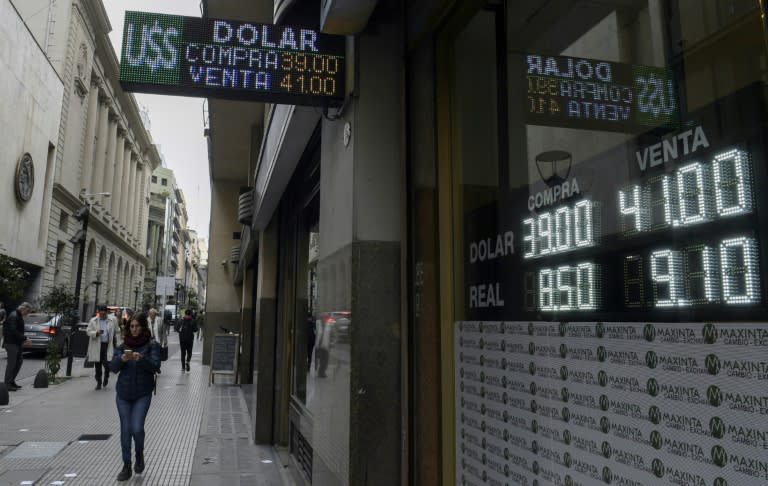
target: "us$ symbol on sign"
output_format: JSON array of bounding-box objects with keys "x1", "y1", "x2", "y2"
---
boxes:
[{"x1": 121, "y1": 12, "x2": 184, "y2": 84}]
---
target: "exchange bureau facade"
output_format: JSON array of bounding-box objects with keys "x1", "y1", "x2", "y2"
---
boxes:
[{"x1": 407, "y1": 0, "x2": 768, "y2": 485}]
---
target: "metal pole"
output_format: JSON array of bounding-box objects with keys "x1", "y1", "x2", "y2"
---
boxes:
[
  {"x1": 93, "y1": 281, "x2": 101, "y2": 308},
  {"x1": 183, "y1": 259, "x2": 189, "y2": 305},
  {"x1": 67, "y1": 205, "x2": 89, "y2": 377},
  {"x1": 72, "y1": 207, "x2": 89, "y2": 320},
  {"x1": 159, "y1": 195, "x2": 173, "y2": 330}
]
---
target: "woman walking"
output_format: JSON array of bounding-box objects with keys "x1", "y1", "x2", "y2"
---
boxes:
[{"x1": 109, "y1": 312, "x2": 161, "y2": 481}]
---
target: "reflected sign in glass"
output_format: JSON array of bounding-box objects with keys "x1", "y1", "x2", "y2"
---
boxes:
[
  {"x1": 119, "y1": 11, "x2": 346, "y2": 106},
  {"x1": 525, "y1": 54, "x2": 679, "y2": 132}
]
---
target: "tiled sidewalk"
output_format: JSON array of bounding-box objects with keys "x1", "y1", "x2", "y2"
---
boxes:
[{"x1": 0, "y1": 335, "x2": 292, "y2": 486}]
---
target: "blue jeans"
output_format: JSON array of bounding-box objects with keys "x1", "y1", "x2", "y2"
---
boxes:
[{"x1": 116, "y1": 394, "x2": 152, "y2": 463}]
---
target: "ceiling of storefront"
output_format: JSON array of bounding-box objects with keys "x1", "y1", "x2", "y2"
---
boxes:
[
  {"x1": 208, "y1": 99, "x2": 264, "y2": 182},
  {"x1": 204, "y1": 0, "x2": 273, "y2": 182}
]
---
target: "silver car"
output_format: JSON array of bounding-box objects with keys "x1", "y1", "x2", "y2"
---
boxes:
[{"x1": 22, "y1": 313, "x2": 70, "y2": 355}]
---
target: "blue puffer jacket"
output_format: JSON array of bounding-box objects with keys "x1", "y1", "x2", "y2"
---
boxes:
[{"x1": 109, "y1": 339, "x2": 161, "y2": 400}]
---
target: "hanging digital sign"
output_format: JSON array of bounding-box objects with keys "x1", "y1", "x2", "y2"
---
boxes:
[
  {"x1": 525, "y1": 54, "x2": 680, "y2": 132},
  {"x1": 466, "y1": 83, "x2": 768, "y2": 323},
  {"x1": 118, "y1": 11, "x2": 346, "y2": 106}
]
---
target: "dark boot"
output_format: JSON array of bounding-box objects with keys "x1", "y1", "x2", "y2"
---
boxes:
[
  {"x1": 135, "y1": 452, "x2": 145, "y2": 473},
  {"x1": 103, "y1": 375, "x2": 109, "y2": 387},
  {"x1": 117, "y1": 462, "x2": 132, "y2": 481}
]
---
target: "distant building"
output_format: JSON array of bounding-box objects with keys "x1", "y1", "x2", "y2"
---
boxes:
[
  {"x1": 0, "y1": 0, "x2": 63, "y2": 304},
  {"x1": 187, "y1": 229, "x2": 207, "y2": 311},
  {"x1": 143, "y1": 166, "x2": 203, "y2": 312},
  {"x1": 144, "y1": 165, "x2": 177, "y2": 308}
]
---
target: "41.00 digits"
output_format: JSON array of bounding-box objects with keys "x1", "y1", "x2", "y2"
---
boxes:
[{"x1": 279, "y1": 74, "x2": 337, "y2": 96}]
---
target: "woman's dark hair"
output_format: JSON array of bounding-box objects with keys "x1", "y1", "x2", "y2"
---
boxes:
[{"x1": 130, "y1": 312, "x2": 150, "y2": 333}]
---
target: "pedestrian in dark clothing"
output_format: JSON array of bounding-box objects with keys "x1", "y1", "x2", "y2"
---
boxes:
[
  {"x1": 306, "y1": 313, "x2": 315, "y2": 370},
  {"x1": 0, "y1": 301, "x2": 6, "y2": 348},
  {"x1": 177, "y1": 309, "x2": 197, "y2": 372},
  {"x1": 119, "y1": 308, "x2": 134, "y2": 346},
  {"x1": 3, "y1": 303, "x2": 32, "y2": 391},
  {"x1": 109, "y1": 312, "x2": 161, "y2": 481}
]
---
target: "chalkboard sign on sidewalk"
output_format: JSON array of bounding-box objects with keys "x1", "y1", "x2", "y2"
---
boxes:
[{"x1": 209, "y1": 333, "x2": 239, "y2": 385}]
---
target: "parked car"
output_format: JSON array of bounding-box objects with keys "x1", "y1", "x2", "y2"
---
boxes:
[
  {"x1": 22, "y1": 313, "x2": 70, "y2": 356},
  {"x1": 164, "y1": 304, "x2": 178, "y2": 321},
  {"x1": 323, "y1": 311, "x2": 351, "y2": 343}
]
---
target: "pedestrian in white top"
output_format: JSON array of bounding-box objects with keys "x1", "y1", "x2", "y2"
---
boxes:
[
  {"x1": 147, "y1": 308, "x2": 166, "y2": 347},
  {"x1": 87, "y1": 303, "x2": 118, "y2": 390}
]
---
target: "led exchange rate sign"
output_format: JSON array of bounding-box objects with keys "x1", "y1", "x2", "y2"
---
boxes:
[
  {"x1": 119, "y1": 11, "x2": 346, "y2": 106},
  {"x1": 525, "y1": 54, "x2": 680, "y2": 132},
  {"x1": 464, "y1": 85, "x2": 768, "y2": 323}
]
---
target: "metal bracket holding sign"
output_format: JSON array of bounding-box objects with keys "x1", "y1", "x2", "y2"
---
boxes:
[{"x1": 209, "y1": 333, "x2": 240, "y2": 385}]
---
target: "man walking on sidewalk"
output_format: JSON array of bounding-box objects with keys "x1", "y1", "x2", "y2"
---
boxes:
[
  {"x1": 87, "y1": 304, "x2": 118, "y2": 390},
  {"x1": 178, "y1": 309, "x2": 197, "y2": 372},
  {"x1": 3, "y1": 302, "x2": 32, "y2": 391}
]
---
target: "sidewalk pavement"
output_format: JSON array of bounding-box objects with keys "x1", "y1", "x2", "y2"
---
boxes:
[{"x1": 0, "y1": 334, "x2": 293, "y2": 486}]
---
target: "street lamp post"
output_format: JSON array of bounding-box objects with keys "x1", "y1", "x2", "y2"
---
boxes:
[
  {"x1": 67, "y1": 192, "x2": 110, "y2": 377},
  {"x1": 134, "y1": 283, "x2": 140, "y2": 310},
  {"x1": 93, "y1": 268, "x2": 103, "y2": 309},
  {"x1": 175, "y1": 280, "x2": 182, "y2": 320}
]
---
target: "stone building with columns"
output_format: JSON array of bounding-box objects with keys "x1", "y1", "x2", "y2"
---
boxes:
[{"x1": 15, "y1": 0, "x2": 161, "y2": 315}]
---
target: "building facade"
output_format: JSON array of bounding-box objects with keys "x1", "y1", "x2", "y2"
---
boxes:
[
  {"x1": 203, "y1": 1, "x2": 768, "y2": 485},
  {"x1": 16, "y1": 0, "x2": 161, "y2": 316},
  {"x1": 144, "y1": 165, "x2": 180, "y2": 309},
  {"x1": 0, "y1": 0, "x2": 63, "y2": 304},
  {"x1": 187, "y1": 229, "x2": 206, "y2": 311},
  {"x1": 172, "y1": 187, "x2": 193, "y2": 308}
]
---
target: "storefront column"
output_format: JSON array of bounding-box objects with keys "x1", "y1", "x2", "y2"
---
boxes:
[
  {"x1": 254, "y1": 219, "x2": 278, "y2": 443},
  {"x1": 238, "y1": 255, "x2": 255, "y2": 385},
  {"x1": 314, "y1": 3, "x2": 404, "y2": 483}
]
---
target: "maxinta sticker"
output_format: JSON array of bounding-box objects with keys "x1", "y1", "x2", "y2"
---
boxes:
[
  {"x1": 717, "y1": 326, "x2": 768, "y2": 345},
  {"x1": 663, "y1": 466, "x2": 709, "y2": 486},
  {"x1": 712, "y1": 446, "x2": 768, "y2": 479},
  {"x1": 714, "y1": 356, "x2": 768, "y2": 379},
  {"x1": 726, "y1": 423, "x2": 768, "y2": 449},
  {"x1": 454, "y1": 321, "x2": 768, "y2": 486}
]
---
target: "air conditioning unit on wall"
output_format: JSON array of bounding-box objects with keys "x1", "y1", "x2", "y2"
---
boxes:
[{"x1": 320, "y1": 0, "x2": 378, "y2": 34}]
